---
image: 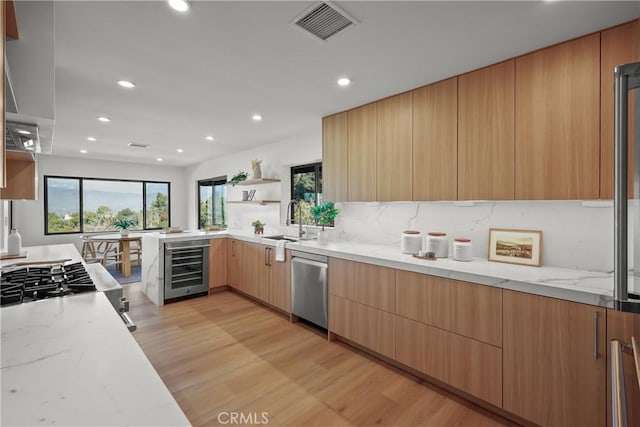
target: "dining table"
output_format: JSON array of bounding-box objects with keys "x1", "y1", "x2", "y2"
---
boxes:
[{"x1": 90, "y1": 233, "x2": 142, "y2": 278}]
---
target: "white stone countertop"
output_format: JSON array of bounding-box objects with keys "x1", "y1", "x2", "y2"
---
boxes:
[
  {"x1": 143, "y1": 229, "x2": 638, "y2": 308},
  {"x1": 1, "y1": 291, "x2": 190, "y2": 426}
]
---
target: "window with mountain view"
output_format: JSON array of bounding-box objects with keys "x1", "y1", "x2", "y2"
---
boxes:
[
  {"x1": 198, "y1": 177, "x2": 227, "y2": 229},
  {"x1": 44, "y1": 176, "x2": 171, "y2": 234},
  {"x1": 290, "y1": 162, "x2": 323, "y2": 225}
]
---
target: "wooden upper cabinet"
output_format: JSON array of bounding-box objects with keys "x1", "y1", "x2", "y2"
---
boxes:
[
  {"x1": 322, "y1": 112, "x2": 348, "y2": 202},
  {"x1": 503, "y1": 290, "x2": 606, "y2": 426},
  {"x1": 412, "y1": 78, "x2": 457, "y2": 201},
  {"x1": 347, "y1": 103, "x2": 377, "y2": 201},
  {"x1": 0, "y1": 152, "x2": 36, "y2": 200},
  {"x1": 458, "y1": 61, "x2": 515, "y2": 200},
  {"x1": 600, "y1": 19, "x2": 639, "y2": 199},
  {"x1": 515, "y1": 34, "x2": 600, "y2": 200},
  {"x1": 376, "y1": 92, "x2": 413, "y2": 201}
]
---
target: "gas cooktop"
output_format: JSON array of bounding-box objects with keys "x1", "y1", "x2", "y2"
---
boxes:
[{"x1": 1, "y1": 262, "x2": 97, "y2": 306}]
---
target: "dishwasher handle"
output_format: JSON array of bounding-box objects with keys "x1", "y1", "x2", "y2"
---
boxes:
[{"x1": 292, "y1": 257, "x2": 327, "y2": 270}]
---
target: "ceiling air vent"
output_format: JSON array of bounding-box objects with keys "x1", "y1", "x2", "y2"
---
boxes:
[
  {"x1": 128, "y1": 142, "x2": 149, "y2": 149},
  {"x1": 292, "y1": 1, "x2": 357, "y2": 42}
]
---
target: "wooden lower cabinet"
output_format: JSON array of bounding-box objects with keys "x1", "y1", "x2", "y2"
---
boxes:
[
  {"x1": 395, "y1": 316, "x2": 502, "y2": 407},
  {"x1": 503, "y1": 290, "x2": 606, "y2": 427},
  {"x1": 328, "y1": 258, "x2": 396, "y2": 312},
  {"x1": 241, "y1": 242, "x2": 269, "y2": 301},
  {"x1": 267, "y1": 247, "x2": 290, "y2": 313},
  {"x1": 329, "y1": 295, "x2": 395, "y2": 359},
  {"x1": 396, "y1": 271, "x2": 502, "y2": 347},
  {"x1": 208, "y1": 238, "x2": 228, "y2": 288},
  {"x1": 606, "y1": 309, "x2": 640, "y2": 427},
  {"x1": 227, "y1": 239, "x2": 243, "y2": 290}
]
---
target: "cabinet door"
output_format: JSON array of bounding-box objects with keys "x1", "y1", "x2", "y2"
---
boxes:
[
  {"x1": 503, "y1": 290, "x2": 606, "y2": 426},
  {"x1": 606, "y1": 309, "x2": 640, "y2": 427},
  {"x1": 322, "y1": 112, "x2": 348, "y2": 202},
  {"x1": 458, "y1": 61, "x2": 515, "y2": 200},
  {"x1": 376, "y1": 92, "x2": 412, "y2": 201},
  {"x1": 242, "y1": 243, "x2": 269, "y2": 301},
  {"x1": 395, "y1": 316, "x2": 502, "y2": 407},
  {"x1": 347, "y1": 103, "x2": 377, "y2": 201},
  {"x1": 600, "y1": 19, "x2": 639, "y2": 199},
  {"x1": 268, "y1": 248, "x2": 291, "y2": 313},
  {"x1": 227, "y1": 239, "x2": 243, "y2": 290},
  {"x1": 0, "y1": 152, "x2": 37, "y2": 200},
  {"x1": 329, "y1": 295, "x2": 395, "y2": 359},
  {"x1": 396, "y1": 271, "x2": 502, "y2": 347},
  {"x1": 515, "y1": 34, "x2": 600, "y2": 199},
  {"x1": 328, "y1": 258, "x2": 395, "y2": 312},
  {"x1": 209, "y1": 238, "x2": 228, "y2": 288},
  {"x1": 412, "y1": 77, "x2": 457, "y2": 201}
]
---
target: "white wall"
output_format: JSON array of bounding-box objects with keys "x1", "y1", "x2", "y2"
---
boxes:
[
  {"x1": 10, "y1": 155, "x2": 187, "y2": 249},
  {"x1": 185, "y1": 128, "x2": 322, "y2": 234}
]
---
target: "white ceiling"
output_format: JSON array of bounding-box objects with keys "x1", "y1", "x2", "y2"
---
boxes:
[{"x1": 48, "y1": 1, "x2": 639, "y2": 167}]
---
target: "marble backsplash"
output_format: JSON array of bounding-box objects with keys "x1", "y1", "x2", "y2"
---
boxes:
[{"x1": 226, "y1": 199, "x2": 635, "y2": 274}]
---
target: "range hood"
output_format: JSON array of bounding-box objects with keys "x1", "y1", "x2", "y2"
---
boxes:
[{"x1": 5, "y1": 121, "x2": 41, "y2": 153}]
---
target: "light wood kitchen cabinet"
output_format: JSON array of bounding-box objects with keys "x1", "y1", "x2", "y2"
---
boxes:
[
  {"x1": 606, "y1": 309, "x2": 640, "y2": 427},
  {"x1": 376, "y1": 92, "x2": 412, "y2": 201},
  {"x1": 515, "y1": 33, "x2": 600, "y2": 200},
  {"x1": 412, "y1": 77, "x2": 457, "y2": 201},
  {"x1": 347, "y1": 103, "x2": 377, "y2": 201},
  {"x1": 329, "y1": 294, "x2": 395, "y2": 359},
  {"x1": 266, "y1": 246, "x2": 290, "y2": 313},
  {"x1": 227, "y1": 239, "x2": 243, "y2": 290},
  {"x1": 209, "y1": 238, "x2": 228, "y2": 289},
  {"x1": 600, "y1": 19, "x2": 639, "y2": 200},
  {"x1": 396, "y1": 271, "x2": 502, "y2": 347},
  {"x1": 458, "y1": 60, "x2": 515, "y2": 200},
  {"x1": 0, "y1": 152, "x2": 37, "y2": 200},
  {"x1": 503, "y1": 290, "x2": 606, "y2": 427},
  {"x1": 241, "y1": 242, "x2": 269, "y2": 302},
  {"x1": 322, "y1": 112, "x2": 348, "y2": 202},
  {"x1": 395, "y1": 316, "x2": 502, "y2": 407},
  {"x1": 328, "y1": 258, "x2": 396, "y2": 312}
]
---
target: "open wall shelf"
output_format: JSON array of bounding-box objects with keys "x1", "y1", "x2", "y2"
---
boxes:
[{"x1": 236, "y1": 178, "x2": 281, "y2": 186}]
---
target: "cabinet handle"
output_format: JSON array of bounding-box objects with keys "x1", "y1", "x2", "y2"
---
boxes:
[
  {"x1": 264, "y1": 247, "x2": 269, "y2": 266},
  {"x1": 594, "y1": 312, "x2": 599, "y2": 360},
  {"x1": 231, "y1": 240, "x2": 235, "y2": 257},
  {"x1": 267, "y1": 247, "x2": 272, "y2": 267}
]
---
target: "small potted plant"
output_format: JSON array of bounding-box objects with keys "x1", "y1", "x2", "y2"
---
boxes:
[
  {"x1": 229, "y1": 171, "x2": 249, "y2": 186},
  {"x1": 113, "y1": 218, "x2": 136, "y2": 236},
  {"x1": 251, "y1": 220, "x2": 265, "y2": 234},
  {"x1": 311, "y1": 202, "x2": 339, "y2": 242}
]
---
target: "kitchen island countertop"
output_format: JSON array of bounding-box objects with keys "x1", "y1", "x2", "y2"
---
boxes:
[{"x1": 1, "y1": 290, "x2": 190, "y2": 426}]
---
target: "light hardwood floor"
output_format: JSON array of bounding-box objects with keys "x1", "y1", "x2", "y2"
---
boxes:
[{"x1": 124, "y1": 283, "x2": 516, "y2": 426}]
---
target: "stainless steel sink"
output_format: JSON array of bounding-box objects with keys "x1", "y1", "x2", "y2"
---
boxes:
[{"x1": 262, "y1": 235, "x2": 299, "y2": 242}]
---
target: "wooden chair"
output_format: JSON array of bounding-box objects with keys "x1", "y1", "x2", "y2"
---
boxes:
[
  {"x1": 80, "y1": 235, "x2": 101, "y2": 263},
  {"x1": 100, "y1": 240, "x2": 123, "y2": 270},
  {"x1": 129, "y1": 238, "x2": 142, "y2": 266}
]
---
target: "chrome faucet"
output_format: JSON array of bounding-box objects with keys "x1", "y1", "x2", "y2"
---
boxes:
[{"x1": 286, "y1": 200, "x2": 306, "y2": 238}]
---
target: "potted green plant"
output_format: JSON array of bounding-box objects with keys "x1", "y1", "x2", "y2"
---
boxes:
[
  {"x1": 113, "y1": 218, "x2": 136, "y2": 236},
  {"x1": 251, "y1": 220, "x2": 265, "y2": 234},
  {"x1": 311, "y1": 202, "x2": 339, "y2": 242},
  {"x1": 229, "y1": 171, "x2": 249, "y2": 186}
]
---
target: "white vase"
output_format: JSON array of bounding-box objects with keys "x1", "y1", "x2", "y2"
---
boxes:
[
  {"x1": 7, "y1": 229, "x2": 22, "y2": 255},
  {"x1": 317, "y1": 229, "x2": 328, "y2": 243},
  {"x1": 120, "y1": 229, "x2": 129, "y2": 237},
  {"x1": 252, "y1": 166, "x2": 262, "y2": 180}
]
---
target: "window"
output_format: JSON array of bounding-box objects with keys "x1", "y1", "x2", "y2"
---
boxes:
[
  {"x1": 44, "y1": 176, "x2": 171, "y2": 235},
  {"x1": 198, "y1": 177, "x2": 227, "y2": 229},
  {"x1": 290, "y1": 162, "x2": 323, "y2": 225}
]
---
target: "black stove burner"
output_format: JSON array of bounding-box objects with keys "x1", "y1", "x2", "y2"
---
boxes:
[{"x1": 1, "y1": 262, "x2": 96, "y2": 306}]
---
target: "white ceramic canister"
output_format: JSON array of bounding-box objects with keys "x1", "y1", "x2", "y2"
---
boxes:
[
  {"x1": 426, "y1": 232, "x2": 449, "y2": 258},
  {"x1": 401, "y1": 230, "x2": 422, "y2": 255},
  {"x1": 7, "y1": 229, "x2": 22, "y2": 256},
  {"x1": 453, "y1": 238, "x2": 473, "y2": 262}
]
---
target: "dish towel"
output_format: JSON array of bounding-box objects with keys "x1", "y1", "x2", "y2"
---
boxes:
[{"x1": 275, "y1": 240, "x2": 286, "y2": 262}]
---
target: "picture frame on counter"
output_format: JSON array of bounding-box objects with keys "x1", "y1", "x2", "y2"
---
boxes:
[{"x1": 488, "y1": 228, "x2": 542, "y2": 267}]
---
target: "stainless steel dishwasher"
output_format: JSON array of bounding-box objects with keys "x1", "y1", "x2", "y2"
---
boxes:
[{"x1": 291, "y1": 251, "x2": 328, "y2": 329}]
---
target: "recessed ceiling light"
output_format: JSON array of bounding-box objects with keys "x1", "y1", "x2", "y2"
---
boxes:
[
  {"x1": 252, "y1": 114, "x2": 263, "y2": 121},
  {"x1": 80, "y1": 149, "x2": 88, "y2": 154},
  {"x1": 87, "y1": 137, "x2": 96, "y2": 142},
  {"x1": 117, "y1": 80, "x2": 136, "y2": 89},
  {"x1": 97, "y1": 116, "x2": 111, "y2": 123},
  {"x1": 205, "y1": 135, "x2": 215, "y2": 141},
  {"x1": 168, "y1": 0, "x2": 190, "y2": 12},
  {"x1": 337, "y1": 77, "x2": 351, "y2": 87},
  {"x1": 17, "y1": 129, "x2": 31, "y2": 135},
  {"x1": 177, "y1": 148, "x2": 184, "y2": 153},
  {"x1": 156, "y1": 157, "x2": 164, "y2": 162}
]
